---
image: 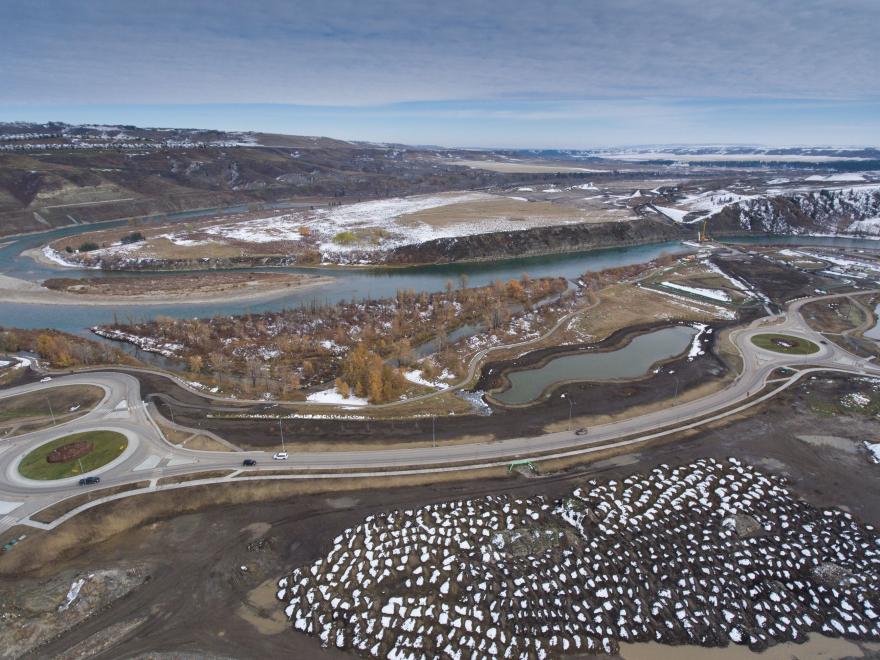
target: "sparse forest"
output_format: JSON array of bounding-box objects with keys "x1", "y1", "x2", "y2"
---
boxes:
[
  {"x1": 0, "y1": 328, "x2": 140, "y2": 368},
  {"x1": 96, "y1": 276, "x2": 569, "y2": 402}
]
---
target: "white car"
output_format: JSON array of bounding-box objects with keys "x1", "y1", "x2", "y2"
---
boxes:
[
  {"x1": 39, "y1": 376, "x2": 52, "y2": 383},
  {"x1": 273, "y1": 452, "x2": 289, "y2": 461}
]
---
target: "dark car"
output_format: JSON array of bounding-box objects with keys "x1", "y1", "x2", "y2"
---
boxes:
[
  {"x1": 574, "y1": 427, "x2": 589, "y2": 436},
  {"x1": 79, "y1": 476, "x2": 100, "y2": 486},
  {"x1": 242, "y1": 459, "x2": 257, "y2": 466}
]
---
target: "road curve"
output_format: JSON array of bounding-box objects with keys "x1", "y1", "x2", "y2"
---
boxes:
[{"x1": 1, "y1": 290, "x2": 878, "y2": 533}]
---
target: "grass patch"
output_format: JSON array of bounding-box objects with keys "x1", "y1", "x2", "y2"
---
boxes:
[
  {"x1": 18, "y1": 430, "x2": 127, "y2": 480},
  {"x1": 751, "y1": 333, "x2": 820, "y2": 355},
  {"x1": 0, "y1": 385, "x2": 103, "y2": 435}
]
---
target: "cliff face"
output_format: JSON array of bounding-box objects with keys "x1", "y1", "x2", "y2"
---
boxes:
[
  {"x1": 709, "y1": 186, "x2": 880, "y2": 237},
  {"x1": 385, "y1": 218, "x2": 688, "y2": 264}
]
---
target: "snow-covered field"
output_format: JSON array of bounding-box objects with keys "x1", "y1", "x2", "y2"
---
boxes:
[
  {"x1": 306, "y1": 387, "x2": 369, "y2": 407},
  {"x1": 661, "y1": 281, "x2": 732, "y2": 302},
  {"x1": 67, "y1": 191, "x2": 602, "y2": 265},
  {"x1": 403, "y1": 368, "x2": 452, "y2": 390},
  {"x1": 277, "y1": 457, "x2": 880, "y2": 656},
  {"x1": 656, "y1": 190, "x2": 760, "y2": 225}
]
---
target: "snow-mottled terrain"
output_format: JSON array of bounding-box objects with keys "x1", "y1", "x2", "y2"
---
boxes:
[
  {"x1": 306, "y1": 387, "x2": 369, "y2": 407},
  {"x1": 277, "y1": 458, "x2": 880, "y2": 657},
  {"x1": 661, "y1": 281, "x2": 732, "y2": 302}
]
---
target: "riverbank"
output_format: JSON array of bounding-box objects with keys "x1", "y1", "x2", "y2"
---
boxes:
[{"x1": 0, "y1": 272, "x2": 334, "y2": 306}]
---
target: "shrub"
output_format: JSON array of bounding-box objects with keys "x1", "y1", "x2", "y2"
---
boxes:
[
  {"x1": 120, "y1": 231, "x2": 145, "y2": 245},
  {"x1": 332, "y1": 231, "x2": 357, "y2": 246},
  {"x1": 78, "y1": 242, "x2": 99, "y2": 252},
  {"x1": 65, "y1": 246, "x2": 74, "y2": 253}
]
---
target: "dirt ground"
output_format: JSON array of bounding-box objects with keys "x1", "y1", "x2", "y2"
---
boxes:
[
  {"x1": 563, "y1": 283, "x2": 742, "y2": 344},
  {"x1": 3, "y1": 373, "x2": 880, "y2": 659},
  {"x1": 715, "y1": 253, "x2": 850, "y2": 308}
]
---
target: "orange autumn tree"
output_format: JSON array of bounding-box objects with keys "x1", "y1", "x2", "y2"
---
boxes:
[{"x1": 340, "y1": 343, "x2": 407, "y2": 404}]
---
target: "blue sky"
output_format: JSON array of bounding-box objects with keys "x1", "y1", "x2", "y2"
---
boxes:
[{"x1": 1, "y1": 0, "x2": 878, "y2": 147}]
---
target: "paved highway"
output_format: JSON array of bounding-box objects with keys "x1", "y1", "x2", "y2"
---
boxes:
[{"x1": 1, "y1": 291, "x2": 878, "y2": 533}]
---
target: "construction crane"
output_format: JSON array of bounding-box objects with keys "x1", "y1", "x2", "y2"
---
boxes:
[{"x1": 699, "y1": 218, "x2": 710, "y2": 242}]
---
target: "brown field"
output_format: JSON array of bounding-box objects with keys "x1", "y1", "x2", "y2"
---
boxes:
[
  {"x1": 156, "y1": 471, "x2": 235, "y2": 486},
  {"x1": 43, "y1": 272, "x2": 326, "y2": 299},
  {"x1": 399, "y1": 196, "x2": 625, "y2": 227},
  {"x1": 803, "y1": 294, "x2": 879, "y2": 335},
  {"x1": 0, "y1": 385, "x2": 104, "y2": 436},
  {"x1": 565, "y1": 284, "x2": 728, "y2": 343},
  {"x1": 31, "y1": 481, "x2": 151, "y2": 524}
]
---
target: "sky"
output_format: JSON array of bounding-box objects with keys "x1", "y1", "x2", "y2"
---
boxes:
[{"x1": 1, "y1": 0, "x2": 878, "y2": 148}]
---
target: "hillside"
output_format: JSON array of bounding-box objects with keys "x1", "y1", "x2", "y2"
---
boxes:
[
  {"x1": 707, "y1": 185, "x2": 880, "y2": 237},
  {"x1": 0, "y1": 123, "x2": 516, "y2": 237}
]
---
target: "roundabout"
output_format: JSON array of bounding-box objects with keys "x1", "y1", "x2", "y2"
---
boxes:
[
  {"x1": 17, "y1": 430, "x2": 128, "y2": 480},
  {"x1": 6, "y1": 423, "x2": 142, "y2": 490},
  {"x1": 750, "y1": 333, "x2": 821, "y2": 355}
]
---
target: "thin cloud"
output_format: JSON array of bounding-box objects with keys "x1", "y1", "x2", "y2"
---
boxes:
[{"x1": 1, "y1": 0, "x2": 878, "y2": 105}]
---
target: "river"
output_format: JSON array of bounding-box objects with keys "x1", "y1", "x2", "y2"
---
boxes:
[
  {"x1": 2, "y1": 215, "x2": 878, "y2": 340},
  {"x1": 0, "y1": 220, "x2": 690, "y2": 336}
]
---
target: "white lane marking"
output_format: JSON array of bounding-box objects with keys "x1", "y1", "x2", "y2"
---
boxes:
[
  {"x1": 134, "y1": 455, "x2": 161, "y2": 471},
  {"x1": 0, "y1": 501, "x2": 22, "y2": 515}
]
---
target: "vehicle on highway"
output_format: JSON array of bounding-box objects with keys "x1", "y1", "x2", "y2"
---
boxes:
[
  {"x1": 78, "y1": 476, "x2": 101, "y2": 486},
  {"x1": 242, "y1": 459, "x2": 257, "y2": 466},
  {"x1": 575, "y1": 428, "x2": 589, "y2": 436},
  {"x1": 39, "y1": 376, "x2": 52, "y2": 383},
  {"x1": 69, "y1": 404, "x2": 81, "y2": 412},
  {"x1": 273, "y1": 452, "x2": 289, "y2": 461}
]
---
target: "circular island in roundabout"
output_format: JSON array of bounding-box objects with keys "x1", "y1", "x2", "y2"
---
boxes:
[
  {"x1": 18, "y1": 430, "x2": 128, "y2": 480},
  {"x1": 750, "y1": 333, "x2": 821, "y2": 356}
]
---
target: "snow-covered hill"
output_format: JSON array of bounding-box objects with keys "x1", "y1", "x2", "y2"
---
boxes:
[{"x1": 711, "y1": 185, "x2": 880, "y2": 237}]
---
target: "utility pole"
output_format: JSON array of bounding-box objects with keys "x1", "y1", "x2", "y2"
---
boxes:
[
  {"x1": 432, "y1": 416, "x2": 436, "y2": 448},
  {"x1": 167, "y1": 404, "x2": 175, "y2": 425},
  {"x1": 46, "y1": 397, "x2": 56, "y2": 425},
  {"x1": 279, "y1": 420, "x2": 286, "y2": 452},
  {"x1": 673, "y1": 376, "x2": 680, "y2": 401},
  {"x1": 561, "y1": 393, "x2": 573, "y2": 431},
  {"x1": 78, "y1": 458, "x2": 85, "y2": 475}
]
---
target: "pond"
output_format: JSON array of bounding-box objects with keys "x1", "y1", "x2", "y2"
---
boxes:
[{"x1": 490, "y1": 325, "x2": 699, "y2": 405}]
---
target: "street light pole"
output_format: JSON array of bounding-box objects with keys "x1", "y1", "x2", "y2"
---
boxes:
[
  {"x1": 46, "y1": 397, "x2": 55, "y2": 425},
  {"x1": 561, "y1": 393, "x2": 573, "y2": 431},
  {"x1": 279, "y1": 420, "x2": 286, "y2": 452},
  {"x1": 432, "y1": 416, "x2": 436, "y2": 448}
]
